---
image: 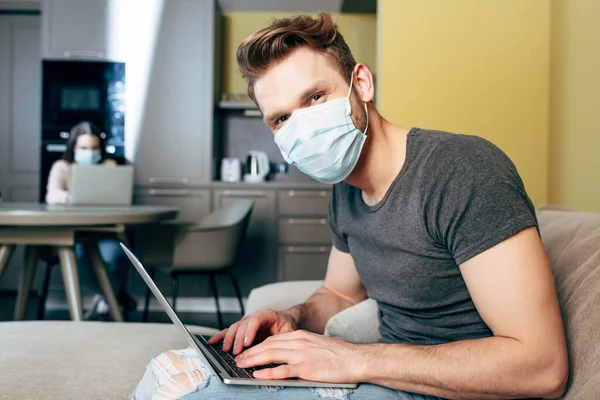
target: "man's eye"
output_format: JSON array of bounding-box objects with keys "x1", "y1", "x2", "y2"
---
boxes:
[
  {"x1": 311, "y1": 94, "x2": 322, "y2": 103},
  {"x1": 277, "y1": 115, "x2": 289, "y2": 125}
]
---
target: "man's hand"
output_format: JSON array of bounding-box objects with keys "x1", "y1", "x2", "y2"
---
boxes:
[
  {"x1": 208, "y1": 308, "x2": 297, "y2": 355},
  {"x1": 235, "y1": 330, "x2": 362, "y2": 383}
]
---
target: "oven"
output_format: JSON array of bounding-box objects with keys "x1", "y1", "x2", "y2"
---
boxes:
[{"x1": 40, "y1": 60, "x2": 125, "y2": 202}]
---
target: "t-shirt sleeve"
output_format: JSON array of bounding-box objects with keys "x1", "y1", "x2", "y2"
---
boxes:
[
  {"x1": 329, "y1": 184, "x2": 350, "y2": 253},
  {"x1": 426, "y1": 136, "x2": 538, "y2": 265}
]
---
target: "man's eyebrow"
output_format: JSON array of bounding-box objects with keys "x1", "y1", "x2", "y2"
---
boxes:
[{"x1": 263, "y1": 80, "x2": 331, "y2": 124}]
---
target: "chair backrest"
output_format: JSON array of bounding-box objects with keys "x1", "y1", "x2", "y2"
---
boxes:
[
  {"x1": 196, "y1": 198, "x2": 253, "y2": 231},
  {"x1": 172, "y1": 199, "x2": 253, "y2": 269}
]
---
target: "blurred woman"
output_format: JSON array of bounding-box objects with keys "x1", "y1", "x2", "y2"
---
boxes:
[{"x1": 46, "y1": 121, "x2": 135, "y2": 319}]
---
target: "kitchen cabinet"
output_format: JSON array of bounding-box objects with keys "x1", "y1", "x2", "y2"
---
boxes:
[
  {"x1": 133, "y1": 187, "x2": 211, "y2": 223},
  {"x1": 276, "y1": 189, "x2": 332, "y2": 281},
  {"x1": 278, "y1": 189, "x2": 331, "y2": 216},
  {"x1": 0, "y1": 15, "x2": 42, "y2": 291},
  {"x1": 214, "y1": 188, "x2": 277, "y2": 295},
  {"x1": 134, "y1": 0, "x2": 218, "y2": 186},
  {"x1": 278, "y1": 217, "x2": 331, "y2": 244},
  {"x1": 279, "y1": 245, "x2": 330, "y2": 281},
  {"x1": 41, "y1": 0, "x2": 127, "y2": 61}
]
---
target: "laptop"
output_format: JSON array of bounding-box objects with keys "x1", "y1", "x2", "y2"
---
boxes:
[
  {"x1": 119, "y1": 243, "x2": 357, "y2": 388},
  {"x1": 70, "y1": 165, "x2": 134, "y2": 206}
]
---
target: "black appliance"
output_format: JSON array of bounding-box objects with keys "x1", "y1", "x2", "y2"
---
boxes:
[{"x1": 40, "y1": 60, "x2": 125, "y2": 202}]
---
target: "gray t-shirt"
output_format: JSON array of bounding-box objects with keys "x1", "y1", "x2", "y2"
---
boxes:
[{"x1": 329, "y1": 128, "x2": 537, "y2": 345}]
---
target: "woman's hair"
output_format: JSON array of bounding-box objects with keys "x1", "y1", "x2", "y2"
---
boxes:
[
  {"x1": 236, "y1": 13, "x2": 356, "y2": 103},
  {"x1": 62, "y1": 121, "x2": 108, "y2": 163}
]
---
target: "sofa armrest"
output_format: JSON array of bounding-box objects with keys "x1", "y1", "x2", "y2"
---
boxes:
[{"x1": 245, "y1": 281, "x2": 323, "y2": 316}]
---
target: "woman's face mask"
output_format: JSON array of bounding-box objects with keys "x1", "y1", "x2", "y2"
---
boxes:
[
  {"x1": 274, "y1": 74, "x2": 368, "y2": 184},
  {"x1": 74, "y1": 149, "x2": 101, "y2": 165},
  {"x1": 73, "y1": 133, "x2": 102, "y2": 165}
]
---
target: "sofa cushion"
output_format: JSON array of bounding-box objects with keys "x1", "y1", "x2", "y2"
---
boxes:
[
  {"x1": 324, "y1": 298, "x2": 381, "y2": 343},
  {"x1": 244, "y1": 280, "x2": 323, "y2": 316},
  {"x1": 537, "y1": 207, "x2": 600, "y2": 400},
  {"x1": 0, "y1": 321, "x2": 218, "y2": 400}
]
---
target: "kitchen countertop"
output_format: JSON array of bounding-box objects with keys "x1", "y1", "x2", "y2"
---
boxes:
[
  {"x1": 135, "y1": 181, "x2": 332, "y2": 190},
  {"x1": 211, "y1": 180, "x2": 331, "y2": 190}
]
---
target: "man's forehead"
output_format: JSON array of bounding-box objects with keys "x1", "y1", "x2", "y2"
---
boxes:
[{"x1": 254, "y1": 47, "x2": 339, "y2": 110}]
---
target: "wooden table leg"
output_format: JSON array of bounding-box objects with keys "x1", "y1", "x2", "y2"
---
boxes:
[
  {"x1": 13, "y1": 245, "x2": 39, "y2": 320},
  {"x1": 0, "y1": 244, "x2": 15, "y2": 284},
  {"x1": 86, "y1": 242, "x2": 123, "y2": 322},
  {"x1": 57, "y1": 246, "x2": 83, "y2": 321}
]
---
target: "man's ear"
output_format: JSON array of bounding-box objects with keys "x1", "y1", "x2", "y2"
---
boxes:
[{"x1": 353, "y1": 64, "x2": 375, "y2": 103}]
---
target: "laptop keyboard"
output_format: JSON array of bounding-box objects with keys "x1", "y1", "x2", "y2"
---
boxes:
[{"x1": 196, "y1": 335, "x2": 278, "y2": 379}]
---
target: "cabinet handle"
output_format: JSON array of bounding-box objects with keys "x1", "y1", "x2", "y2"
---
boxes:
[
  {"x1": 286, "y1": 246, "x2": 329, "y2": 254},
  {"x1": 287, "y1": 218, "x2": 327, "y2": 226},
  {"x1": 46, "y1": 144, "x2": 67, "y2": 152},
  {"x1": 223, "y1": 190, "x2": 267, "y2": 198},
  {"x1": 63, "y1": 50, "x2": 104, "y2": 58},
  {"x1": 148, "y1": 189, "x2": 190, "y2": 196},
  {"x1": 243, "y1": 110, "x2": 262, "y2": 117},
  {"x1": 287, "y1": 190, "x2": 328, "y2": 198},
  {"x1": 149, "y1": 177, "x2": 189, "y2": 184}
]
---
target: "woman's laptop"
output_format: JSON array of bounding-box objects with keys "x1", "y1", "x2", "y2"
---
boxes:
[
  {"x1": 70, "y1": 165, "x2": 134, "y2": 206},
  {"x1": 119, "y1": 243, "x2": 357, "y2": 388}
]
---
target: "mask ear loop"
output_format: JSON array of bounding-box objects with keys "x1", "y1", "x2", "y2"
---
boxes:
[{"x1": 348, "y1": 73, "x2": 369, "y2": 136}]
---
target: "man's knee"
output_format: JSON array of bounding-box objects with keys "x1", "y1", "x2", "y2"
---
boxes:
[
  {"x1": 132, "y1": 349, "x2": 212, "y2": 400},
  {"x1": 311, "y1": 387, "x2": 353, "y2": 400}
]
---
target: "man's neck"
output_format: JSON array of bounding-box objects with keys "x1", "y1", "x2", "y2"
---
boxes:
[{"x1": 346, "y1": 108, "x2": 410, "y2": 206}]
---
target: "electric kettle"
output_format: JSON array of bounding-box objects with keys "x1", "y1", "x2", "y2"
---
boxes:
[{"x1": 244, "y1": 151, "x2": 270, "y2": 183}]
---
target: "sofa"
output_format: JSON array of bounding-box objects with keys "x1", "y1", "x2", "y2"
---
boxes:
[{"x1": 0, "y1": 206, "x2": 599, "y2": 399}]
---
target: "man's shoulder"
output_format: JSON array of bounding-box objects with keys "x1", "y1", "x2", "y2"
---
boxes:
[
  {"x1": 413, "y1": 129, "x2": 513, "y2": 173},
  {"x1": 413, "y1": 128, "x2": 500, "y2": 156}
]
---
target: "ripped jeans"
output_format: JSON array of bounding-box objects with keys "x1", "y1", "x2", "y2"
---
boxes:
[{"x1": 132, "y1": 349, "x2": 443, "y2": 400}]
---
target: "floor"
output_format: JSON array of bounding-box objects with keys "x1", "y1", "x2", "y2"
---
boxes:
[{"x1": 0, "y1": 291, "x2": 241, "y2": 329}]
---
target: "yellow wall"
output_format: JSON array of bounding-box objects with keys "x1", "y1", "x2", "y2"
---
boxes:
[
  {"x1": 222, "y1": 12, "x2": 377, "y2": 95},
  {"x1": 549, "y1": 0, "x2": 600, "y2": 212},
  {"x1": 378, "y1": 0, "x2": 551, "y2": 206}
]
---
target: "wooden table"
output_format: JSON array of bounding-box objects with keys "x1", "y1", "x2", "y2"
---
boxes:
[{"x1": 0, "y1": 203, "x2": 178, "y2": 322}]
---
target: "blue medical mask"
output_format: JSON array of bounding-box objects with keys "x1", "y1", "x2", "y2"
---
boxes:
[
  {"x1": 74, "y1": 149, "x2": 102, "y2": 165},
  {"x1": 274, "y1": 75, "x2": 369, "y2": 184}
]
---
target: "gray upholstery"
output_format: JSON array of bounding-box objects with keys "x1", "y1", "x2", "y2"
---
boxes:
[
  {"x1": 536, "y1": 206, "x2": 600, "y2": 399},
  {"x1": 138, "y1": 199, "x2": 253, "y2": 271},
  {"x1": 0, "y1": 322, "x2": 218, "y2": 400}
]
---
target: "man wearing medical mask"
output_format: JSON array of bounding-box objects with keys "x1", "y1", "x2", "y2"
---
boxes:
[{"x1": 137, "y1": 13, "x2": 567, "y2": 400}]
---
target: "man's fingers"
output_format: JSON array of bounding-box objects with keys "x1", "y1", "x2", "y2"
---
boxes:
[
  {"x1": 222, "y1": 322, "x2": 241, "y2": 352},
  {"x1": 232, "y1": 320, "x2": 249, "y2": 355},
  {"x1": 237, "y1": 349, "x2": 298, "y2": 369},
  {"x1": 220, "y1": 310, "x2": 282, "y2": 353},
  {"x1": 243, "y1": 317, "x2": 261, "y2": 347},
  {"x1": 253, "y1": 364, "x2": 297, "y2": 380},
  {"x1": 208, "y1": 329, "x2": 227, "y2": 344},
  {"x1": 239, "y1": 337, "x2": 307, "y2": 360},
  {"x1": 263, "y1": 329, "x2": 313, "y2": 342}
]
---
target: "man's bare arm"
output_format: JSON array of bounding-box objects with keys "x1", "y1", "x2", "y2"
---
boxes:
[
  {"x1": 284, "y1": 246, "x2": 367, "y2": 333},
  {"x1": 354, "y1": 227, "x2": 568, "y2": 399}
]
